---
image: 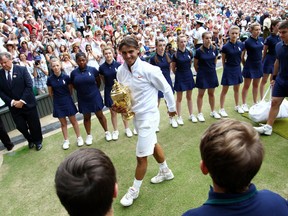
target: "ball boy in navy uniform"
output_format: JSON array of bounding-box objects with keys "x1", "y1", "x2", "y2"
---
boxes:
[
  {"x1": 254, "y1": 20, "x2": 288, "y2": 135},
  {"x1": 183, "y1": 119, "x2": 288, "y2": 216}
]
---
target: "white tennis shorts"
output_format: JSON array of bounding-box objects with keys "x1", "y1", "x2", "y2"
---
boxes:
[{"x1": 134, "y1": 114, "x2": 159, "y2": 157}]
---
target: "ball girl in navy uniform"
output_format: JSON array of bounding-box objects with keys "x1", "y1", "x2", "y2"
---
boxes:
[
  {"x1": 241, "y1": 23, "x2": 264, "y2": 112},
  {"x1": 219, "y1": 25, "x2": 245, "y2": 117},
  {"x1": 70, "y1": 52, "x2": 112, "y2": 145},
  {"x1": 99, "y1": 46, "x2": 133, "y2": 140},
  {"x1": 259, "y1": 20, "x2": 281, "y2": 99},
  {"x1": 171, "y1": 34, "x2": 197, "y2": 126},
  {"x1": 194, "y1": 31, "x2": 221, "y2": 122},
  {"x1": 150, "y1": 38, "x2": 176, "y2": 128},
  {"x1": 47, "y1": 58, "x2": 84, "y2": 150}
]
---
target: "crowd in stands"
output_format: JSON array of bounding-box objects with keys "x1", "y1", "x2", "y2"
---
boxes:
[{"x1": 0, "y1": 0, "x2": 287, "y2": 91}]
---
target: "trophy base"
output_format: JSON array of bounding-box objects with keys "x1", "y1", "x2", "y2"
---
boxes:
[{"x1": 123, "y1": 112, "x2": 135, "y2": 121}]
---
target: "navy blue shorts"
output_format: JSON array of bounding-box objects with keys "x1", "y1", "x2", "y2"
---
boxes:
[{"x1": 272, "y1": 81, "x2": 288, "y2": 97}]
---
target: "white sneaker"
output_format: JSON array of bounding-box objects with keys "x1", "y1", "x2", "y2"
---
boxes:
[
  {"x1": 170, "y1": 117, "x2": 178, "y2": 128},
  {"x1": 125, "y1": 128, "x2": 133, "y2": 137},
  {"x1": 189, "y1": 114, "x2": 198, "y2": 123},
  {"x1": 105, "y1": 131, "x2": 112, "y2": 141},
  {"x1": 77, "y1": 136, "x2": 84, "y2": 147},
  {"x1": 62, "y1": 140, "x2": 70, "y2": 150},
  {"x1": 177, "y1": 116, "x2": 184, "y2": 125},
  {"x1": 120, "y1": 187, "x2": 139, "y2": 207},
  {"x1": 210, "y1": 111, "x2": 221, "y2": 119},
  {"x1": 241, "y1": 104, "x2": 249, "y2": 112},
  {"x1": 197, "y1": 113, "x2": 205, "y2": 122},
  {"x1": 112, "y1": 130, "x2": 119, "y2": 140},
  {"x1": 219, "y1": 108, "x2": 228, "y2": 117},
  {"x1": 254, "y1": 124, "x2": 272, "y2": 135},
  {"x1": 150, "y1": 169, "x2": 174, "y2": 184},
  {"x1": 133, "y1": 128, "x2": 138, "y2": 135},
  {"x1": 85, "y1": 135, "x2": 93, "y2": 145},
  {"x1": 235, "y1": 105, "x2": 244, "y2": 114}
]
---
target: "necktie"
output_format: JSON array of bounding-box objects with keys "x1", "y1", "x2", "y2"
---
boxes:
[{"x1": 7, "y1": 71, "x2": 12, "y2": 87}]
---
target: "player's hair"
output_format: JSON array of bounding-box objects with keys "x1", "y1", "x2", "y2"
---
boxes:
[{"x1": 118, "y1": 35, "x2": 139, "y2": 51}]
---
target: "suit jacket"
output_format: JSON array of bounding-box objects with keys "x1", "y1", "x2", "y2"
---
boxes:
[{"x1": 0, "y1": 65, "x2": 36, "y2": 110}]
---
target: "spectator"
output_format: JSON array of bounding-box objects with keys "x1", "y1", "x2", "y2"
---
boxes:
[
  {"x1": 60, "y1": 52, "x2": 77, "y2": 77},
  {"x1": 18, "y1": 52, "x2": 34, "y2": 87},
  {"x1": 33, "y1": 54, "x2": 49, "y2": 95},
  {"x1": 85, "y1": 43, "x2": 100, "y2": 70},
  {"x1": 70, "y1": 41, "x2": 82, "y2": 61},
  {"x1": 28, "y1": 34, "x2": 44, "y2": 54},
  {"x1": 4, "y1": 40, "x2": 19, "y2": 61},
  {"x1": 193, "y1": 20, "x2": 206, "y2": 49},
  {"x1": 19, "y1": 39, "x2": 33, "y2": 61}
]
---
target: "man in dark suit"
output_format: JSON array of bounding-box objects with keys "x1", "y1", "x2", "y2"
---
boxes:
[
  {"x1": 0, "y1": 118, "x2": 14, "y2": 151},
  {"x1": 0, "y1": 52, "x2": 43, "y2": 151}
]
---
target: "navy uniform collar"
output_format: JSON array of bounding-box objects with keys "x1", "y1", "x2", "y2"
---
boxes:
[
  {"x1": 78, "y1": 65, "x2": 89, "y2": 72},
  {"x1": 53, "y1": 72, "x2": 64, "y2": 79},
  {"x1": 204, "y1": 184, "x2": 257, "y2": 205},
  {"x1": 249, "y1": 36, "x2": 259, "y2": 41},
  {"x1": 229, "y1": 40, "x2": 238, "y2": 45},
  {"x1": 156, "y1": 52, "x2": 165, "y2": 58},
  {"x1": 177, "y1": 49, "x2": 187, "y2": 54},
  {"x1": 105, "y1": 60, "x2": 115, "y2": 66}
]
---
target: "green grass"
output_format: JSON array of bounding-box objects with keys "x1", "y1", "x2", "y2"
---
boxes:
[{"x1": 1, "y1": 69, "x2": 288, "y2": 216}]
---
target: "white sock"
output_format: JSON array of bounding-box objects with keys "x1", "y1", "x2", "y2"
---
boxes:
[
  {"x1": 133, "y1": 178, "x2": 142, "y2": 191},
  {"x1": 159, "y1": 160, "x2": 168, "y2": 171}
]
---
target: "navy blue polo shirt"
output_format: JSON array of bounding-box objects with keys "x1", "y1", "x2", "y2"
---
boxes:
[
  {"x1": 264, "y1": 34, "x2": 281, "y2": 56},
  {"x1": 275, "y1": 41, "x2": 288, "y2": 85},
  {"x1": 221, "y1": 41, "x2": 244, "y2": 67},
  {"x1": 244, "y1": 36, "x2": 264, "y2": 61},
  {"x1": 183, "y1": 184, "x2": 288, "y2": 216},
  {"x1": 47, "y1": 73, "x2": 71, "y2": 97},
  {"x1": 98, "y1": 60, "x2": 121, "y2": 88}
]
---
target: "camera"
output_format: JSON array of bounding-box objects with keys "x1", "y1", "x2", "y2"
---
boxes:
[{"x1": 35, "y1": 60, "x2": 41, "y2": 66}]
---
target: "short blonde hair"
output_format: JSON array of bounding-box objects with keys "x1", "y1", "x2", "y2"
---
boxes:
[
  {"x1": 229, "y1": 25, "x2": 240, "y2": 32},
  {"x1": 102, "y1": 46, "x2": 114, "y2": 55}
]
